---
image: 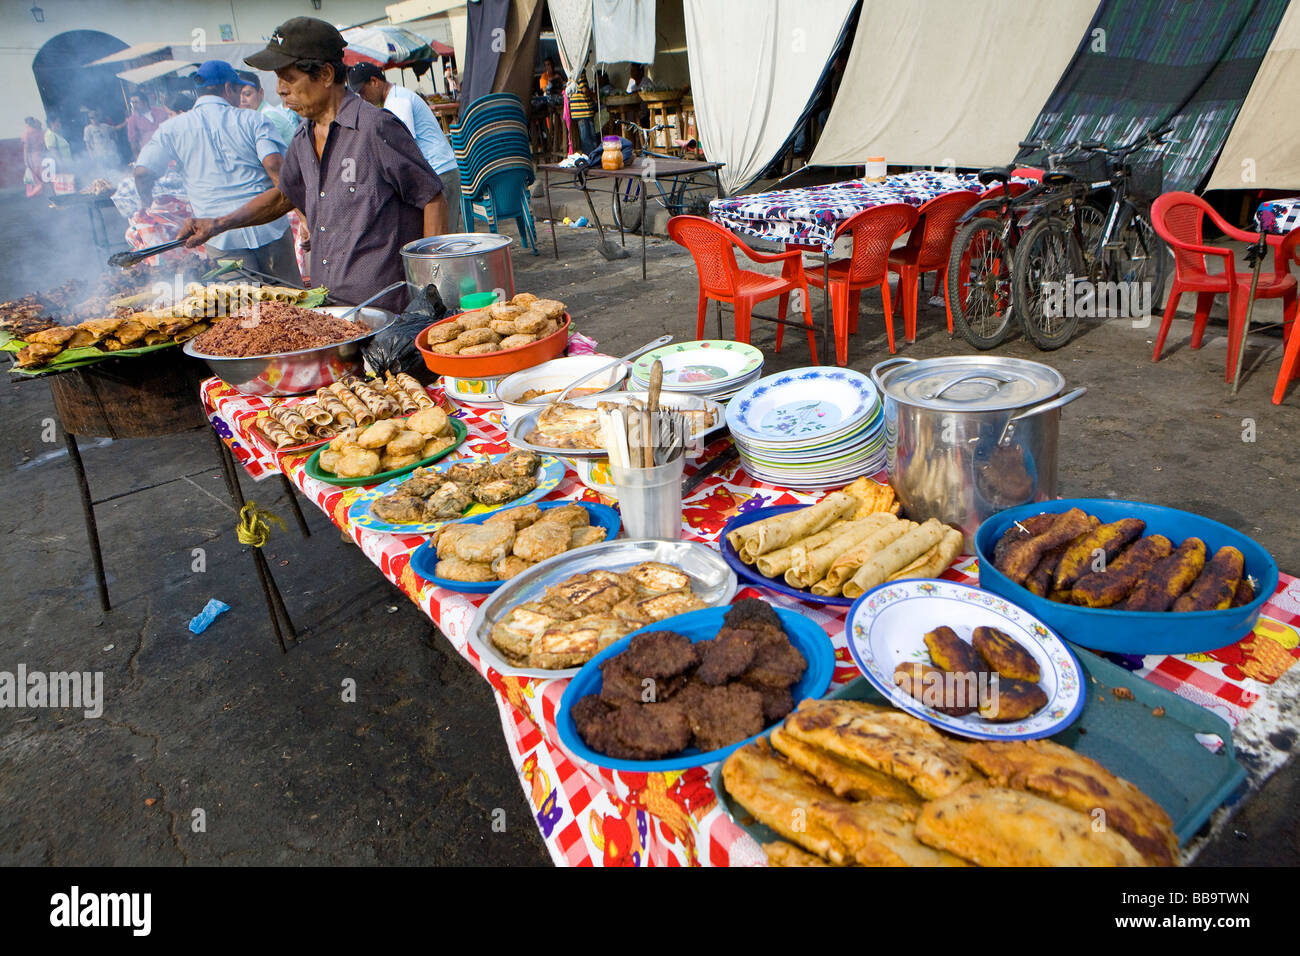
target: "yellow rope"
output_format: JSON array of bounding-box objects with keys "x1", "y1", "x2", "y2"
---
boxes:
[{"x1": 236, "y1": 501, "x2": 285, "y2": 549}]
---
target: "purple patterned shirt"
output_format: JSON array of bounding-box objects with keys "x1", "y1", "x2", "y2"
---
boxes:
[{"x1": 279, "y1": 93, "x2": 442, "y2": 309}]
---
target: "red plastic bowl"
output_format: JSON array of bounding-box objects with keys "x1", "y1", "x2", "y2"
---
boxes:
[{"x1": 416, "y1": 311, "x2": 571, "y2": 378}]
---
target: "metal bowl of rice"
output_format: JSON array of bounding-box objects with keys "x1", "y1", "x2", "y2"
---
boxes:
[{"x1": 183, "y1": 305, "x2": 396, "y2": 397}]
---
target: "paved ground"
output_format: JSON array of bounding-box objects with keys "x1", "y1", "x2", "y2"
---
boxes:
[{"x1": 2, "y1": 187, "x2": 1297, "y2": 866}]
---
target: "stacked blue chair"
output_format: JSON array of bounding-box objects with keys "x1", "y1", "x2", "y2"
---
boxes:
[{"x1": 450, "y1": 94, "x2": 539, "y2": 253}]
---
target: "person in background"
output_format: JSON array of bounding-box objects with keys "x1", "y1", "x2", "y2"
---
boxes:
[
  {"x1": 125, "y1": 91, "x2": 169, "y2": 158},
  {"x1": 22, "y1": 117, "x2": 48, "y2": 198},
  {"x1": 178, "y1": 17, "x2": 447, "y2": 311},
  {"x1": 596, "y1": 69, "x2": 614, "y2": 96},
  {"x1": 625, "y1": 63, "x2": 646, "y2": 94},
  {"x1": 443, "y1": 62, "x2": 460, "y2": 99},
  {"x1": 236, "y1": 70, "x2": 299, "y2": 143},
  {"x1": 347, "y1": 62, "x2": 461, "y2": 232},
  {"x1": 82, "y1": 110, "x2": 123, "y2": 178},
  {"x1": 539, "y1": 57, "x2": 564, "y2": 97},
  {"x1": 569, "y1": 70, "x2": 598, "y2": 154},
  {"x1": 44, "y1": 116, "x2": 73, "y2": 167},
  {"x1": 163, "y1": 91, "x2": 196, "y2": 118},
  {"x1": 135, "y1": 59, "x2": 299, "y2": 285}
]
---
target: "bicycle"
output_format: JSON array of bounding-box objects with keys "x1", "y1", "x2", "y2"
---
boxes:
[
  {"x1": 1012, "y1": 125, "x2": 1173, "y2": 350},
  {"x1": 607, "y1": 120, "x2": 708, "y2": 233},
  {"x1": 945, "y1": 163, "x2": 1062, "y2": 349}
]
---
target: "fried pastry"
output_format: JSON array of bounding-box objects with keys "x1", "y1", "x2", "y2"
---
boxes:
[
  {"x1": 512, "y1": 519, "x2": 572, "y2": 563},
  {"x1": 959, "y1": 738, "x2": 1178, "y2": 866},
  {"x1": 915, "y1": 783, "x2": 1148, "y2": 866},
  {"x1": 781, "y1": 698, "x2": 973, "y2": 799},
  {"x1": 769, "y1": 725, "x2": 922, "y2": 803},
  {"x1": 763, "y1": 841, "x2": 833, "y2": 867},
  {"x1": 813, "y1": 800, "x2": 972, "y2": 867},
  {"x1": 434, "y1": 557, "x2": 496, "y2": 582}
]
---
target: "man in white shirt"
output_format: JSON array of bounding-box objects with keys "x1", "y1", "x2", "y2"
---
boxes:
[
  {"x1": 347, "y1": 63, "x2": 461, "y2": 232},
  {"x1": 134, "y1": 60, "x2": 299, "y2": 284},
  {"x1": 236, "y1": 70, "x2": 299, "y2": 144}
]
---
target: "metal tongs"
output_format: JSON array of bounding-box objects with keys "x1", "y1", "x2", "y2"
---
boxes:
[
  {"x1": 553, "y1": 333, "x2": 672, "y2": 403},
  {"x1": 108, "y1": 238, "x2": 187, "y2": 268}
]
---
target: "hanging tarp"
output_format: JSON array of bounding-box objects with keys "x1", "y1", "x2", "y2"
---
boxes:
[
  {"x1": 341, "y1": 26, "x2": 434, "y2": 69},
  {"x1": 492, "y1": 0, "x2": 546, "y2": 105},
  {"x1": 593, "y1": 0, "x2": 656, "y2": 64},
  {"x1": 685, "y1": 0, "x2": 856, "y2": 194},
  {"x1": 549, "y1": 0, "x2": 594, "y2": 75},
  {"x1": 1207, "y1": 2, "x2": 1300, "y2": 191},
  {"x1": 1016, "y1": 0, "x2": 1289, "y2": 193},
  {"x1": 811, "y1": 0, "x2": 1098, "y2": 170},
  {"x1": 462, "y1": 0, "x2": 511, "y2": 106}
]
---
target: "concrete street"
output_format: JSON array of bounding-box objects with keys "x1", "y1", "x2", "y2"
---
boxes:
[{"x1": 1, "y1": 187, "x2": 1297, "y2": 866}]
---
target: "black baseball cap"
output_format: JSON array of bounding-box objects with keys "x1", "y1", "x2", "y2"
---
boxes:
[
  {"x1": 346, "y1": 63, "x2": 384, "y2": 92},
  {"x1": 245, "y1": 17, "x2": 347, "y2": 71}
]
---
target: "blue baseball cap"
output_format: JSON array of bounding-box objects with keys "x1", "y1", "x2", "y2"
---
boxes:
[{"x1": 190, "y1": 60, "x2": 253, "y2": 88}]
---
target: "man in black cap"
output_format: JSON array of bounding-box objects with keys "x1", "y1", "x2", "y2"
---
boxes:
[{"x1": 178, "y1": 18, "x2": 448, "y2": 310}]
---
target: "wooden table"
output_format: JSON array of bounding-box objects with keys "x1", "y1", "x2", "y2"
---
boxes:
[
  {"x1": 428, "y1": 100, "x2": 460, "y2": 137},
  {"x1": 538, "y1": 155, "x2": 725, "y2": 280}
]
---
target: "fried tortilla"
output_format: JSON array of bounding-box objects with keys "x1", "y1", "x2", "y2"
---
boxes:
[
  {"x1": 960, "y1": 739, "x2": 1179, "y2": 866},
  {"x1": 916, "y1": 783, "x2": 1149, "y2": 867},
  {"x1": 770, "y1": 725, "x2": 922, "y2": 803},
  {"x1": 721, "y1": 739, "x2": 851, "y2": 864},
  {"x1": 780, "y1": 698, "x2": 974, "y2": 799}
]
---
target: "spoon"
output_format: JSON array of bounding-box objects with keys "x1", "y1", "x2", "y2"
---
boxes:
[
  {"x1": 338, "y1": 281, "x2": 406, "y2": 320},
  {"x1": 553, "y1": 333, "x2": 672, "y2": 404}
]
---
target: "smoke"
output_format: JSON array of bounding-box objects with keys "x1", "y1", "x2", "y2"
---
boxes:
[{"x1": 0, "y1": 187, "x2": 133, "y2": 302}]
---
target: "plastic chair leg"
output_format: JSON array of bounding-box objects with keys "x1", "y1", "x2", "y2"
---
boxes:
[
  {"x1": 1191, "y1": 292, "x2": 1215, "y2": 349},
  {"x1": 901, "y1": 266, "x2": 919, "y2": 341},
  {"x1": 849, "y1": 289, "x2": 861, "y2": 335},
  {"x1": 774, "y1": 292, "x2": 789, "y2": 353},
  {"x1": 942, "y1": 269, "x2": 954, "y2": 334},
  {"x1": 1152, "y1": 287, "x2": 1181, "y2": 361},
  {"x1": 1225, "y1": 286, "x2": 1246, "y2": 383},
  {"x1": 733, "y1": 300, "x2": 753, "y2": 345},
  {"x1": 695, "y1": 295, "x2": 708, "y2": 339},
  {"x1": 829, "y1": 283, "x2": 851, "y2": 366},
  {"x1": 1274, "y1": 296, "x2": 1300, "y2": 404},
  {"x1": 880, "y1": 280, "x2": 897, "y2": 355}
]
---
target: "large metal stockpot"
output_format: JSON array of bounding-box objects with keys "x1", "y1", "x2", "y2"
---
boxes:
[
  {"x1": 870, "y1": 356, "x2": 1086, "y2": 549},
  {"x1": 400, "y1": 234, "x2": 515, "y2": 311}
]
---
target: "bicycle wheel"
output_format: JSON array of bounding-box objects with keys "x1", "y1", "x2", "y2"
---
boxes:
[
  {"x1": 1113, "y1": 211, "x2": 1170, "y2": 315},
  {"x1": 947, "y1": 217, "x2": 1016, "y2": 349},
  {"x1": 1076, "y1": 200, "x2": 1107, "y2": 272},
  {"x1": 1013, "y1": 218, "x2": 1085, "y2": 350},
  {"x1": 611, "y1": 179, "x2": 644, "y2": 233}
]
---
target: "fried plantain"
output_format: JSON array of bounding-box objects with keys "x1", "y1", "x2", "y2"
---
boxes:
[
  {"x1": 978, "y1": 676, "x2": 1049, "y2": 722},
  {"x1": 923, "y1": 626, "x2": 985, "y2": 676},
  {"x1": 1173, "y1": 546, "x2": 1245, "y2": 612},
  {"x1": 993, "y1": 513, "x2": 1059, "y2": 569},
  {"x1": 1053, "y1": 518, "x2": 1146, "y2": 591},
  {"x1": 972, "y1": 626, "x2": 1040, "y2": 681},
  {"x1": 894, "y1": 661, "x2": 980, "y2": 717},
  {"x1": 1025, "y1": 538, "x2": 1075, "y2": 597},
  {"x1": 1124, "y1": 537, "x2": 1207, "y2": 612},
  {"x1": 999, "y1": 508, "x2": 1094, "y2": 585},
  {"x1": 1231, "y1": 575, "x2": 1255, "y2": 608},
  {"x1": 1071, "y1": 535, "x2": 1174, "y2": 608}
]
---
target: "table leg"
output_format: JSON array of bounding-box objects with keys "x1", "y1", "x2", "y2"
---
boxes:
[
  {"x1": 280, "y1": 473, "x2": 311, "y2": 539},
  {"x1": 612, "y1": 180, "x2": 626, "y2": 246},
  {"x1": 716, "y1": 301, "x2": 724, "y2": 339},
  {"x1": 641, "y1": 186, "x2": 648, "y2": 281},
  {"x1": 545, "y1": 169, "x2": 558, "y2": 260},
  {"x1": 822, "y1": 252, "x2": 832, "y2": 364},
  {"x1": 65, "y1": 433, "x2": 110, "y2": 613}
]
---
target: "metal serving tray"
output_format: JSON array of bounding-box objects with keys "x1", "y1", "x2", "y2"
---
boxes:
[{"x1": 504, "y1": 390, "x2": 727, "y2": 459}]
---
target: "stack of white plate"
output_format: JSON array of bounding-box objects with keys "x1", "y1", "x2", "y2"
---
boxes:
[
  {"x1": 726, "y1": 367, "x2": 886, "y2": 490},
  {"x1": 629, "y1": 340, "x2": 764, "y2": 402}
]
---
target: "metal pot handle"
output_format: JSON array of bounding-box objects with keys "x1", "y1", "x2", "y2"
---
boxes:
[
  {"x1": 1009, "y1": 386, "x2": 1087, "y2": 422},
  {"x1": 924, "y1": 371, "x2": 1014, "y2": 401},
  {"x1": 870, "y1": 356, "x2": 915, "y2": 391}
]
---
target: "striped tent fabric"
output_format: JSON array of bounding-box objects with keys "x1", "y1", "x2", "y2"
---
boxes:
[{"x1": 1015, "y1": 0, "x2": 1290, "y2": 192}]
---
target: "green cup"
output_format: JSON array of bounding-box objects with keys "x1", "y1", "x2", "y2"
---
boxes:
[{"x1": 459, "y1": 291, "x2": 499, "y2": 311}]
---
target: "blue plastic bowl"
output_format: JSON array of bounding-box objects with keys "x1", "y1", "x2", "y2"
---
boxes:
[
  {"x1": 408, "y1": 500, "x2": 620, "y2": 593},
  {"x1": 974, "y1": 498, "x2": 1278, "y2": 655},
  {"x1": 556, "y1": 605, "x2": 835, "y2": 772}
]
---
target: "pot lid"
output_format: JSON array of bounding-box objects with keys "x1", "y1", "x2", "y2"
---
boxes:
[
  {"x1": 401, "y1": 233, "x2": 513, "y2": 258},
  {"x1": 873, "y1": 356, "x2": 1063, "y2": 412}
]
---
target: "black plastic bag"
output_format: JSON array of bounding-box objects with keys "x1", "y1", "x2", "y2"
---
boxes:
[{"x1": 363, "y1": 283, "x2": 448, "y2": 377}]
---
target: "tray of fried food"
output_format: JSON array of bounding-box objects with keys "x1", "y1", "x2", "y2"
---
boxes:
[
  {"x1": 307, "y1": 406, "x2": 464, "y2": 485},
  {"x1": 713, "y1": 657, "x2": 1216, "y2": 867},
  {"x1": 422, "y1": 294, "x2": 567, "y2": 357},
  {"x1": 411, "y1": 500, "x2": 620, "y2": 592},
  {"x1": 719, "y1": 478, "x2": 965, "y2": 606},
  {"x1": 467, "y1": 541, "x2": 738, "y2": 678}
]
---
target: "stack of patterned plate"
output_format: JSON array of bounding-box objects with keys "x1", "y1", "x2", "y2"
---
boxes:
[
  {"x1": 726, "y1": 367, "x2": 885, "y2": 490},
  {"x1": 629, "y1": 340, "x2": 763, "y2": 402}
]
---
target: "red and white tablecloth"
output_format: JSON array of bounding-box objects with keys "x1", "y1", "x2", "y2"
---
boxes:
[
  {"x1": 709, "y1": 171, "x2": 991, "y2": 253},
  {"x1": 202, "y1": 376, "x2": 1300, "y2": 866}
]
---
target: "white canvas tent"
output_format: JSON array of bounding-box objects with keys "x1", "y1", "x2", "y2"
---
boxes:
[
  {"x1": 1207, "y1": 1, "x2": 1300, "y2": 191},
  {"x1": 810, "y1": 0, "x2": 1098, "y2": 170},
  {"x1": 685, "y1": 0, "x2": 857, "y2": 194}
]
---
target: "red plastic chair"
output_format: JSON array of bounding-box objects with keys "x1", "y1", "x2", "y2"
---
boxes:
[
  {"x1": 666, "y1": 216, "x2": 818, "y2": 363},
  {"x1": 805, "y1": 203, "x2": 919, "y2": 364},
  {"x1": 886, "y1": 191, "x2": 980, "y2": 341},
  {"x1": 1010, "y1": 166, "x2": 1044, "y2": 182},
  {"x1": 1150, "y1": 192, "x2": 1297, "y2": 382},
  {"x1": 1270, "y1": 228, "x2": 1300, "y2": 403}
]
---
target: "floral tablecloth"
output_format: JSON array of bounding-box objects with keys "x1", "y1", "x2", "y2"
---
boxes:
[
  {"x1": 1254, "y1": 198, "x2": 1300, "y2": 236},
  {"x1": 202, "y1": 376, "x2": 1300, "y2": 866},
  {"x1": 708, "y1": 171, "x2": 989, "y2": 253}
]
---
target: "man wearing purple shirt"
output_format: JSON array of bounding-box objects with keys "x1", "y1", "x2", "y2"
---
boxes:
[{"x1": 178, "y1": 18, "x2": 448, "y2": 310}]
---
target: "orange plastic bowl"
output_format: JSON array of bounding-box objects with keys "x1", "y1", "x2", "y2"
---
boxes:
[{"x1": 416, "y1": 312, "x2": 571, "y2": 378}]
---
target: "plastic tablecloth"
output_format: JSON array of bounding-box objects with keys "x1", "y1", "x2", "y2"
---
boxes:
[
  {"x1": 202, "y1": 376, "x2": 1300, "y2": 866},
  {"x1": 1255, "y1": 198, "x2": 1300, "y2": 236}
]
